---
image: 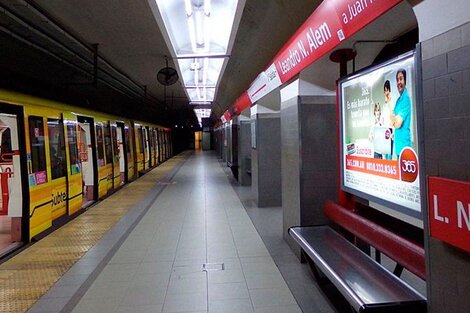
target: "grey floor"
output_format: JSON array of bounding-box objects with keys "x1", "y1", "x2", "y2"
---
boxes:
[
  {"x1": 31, "y1": 151, "x2": 313, "y2": 313},
  {"x1": 28, "y1": 151, "x2": 426, "y2": 313},
  {"x1": 227, "y1": 174, "x2": 335, "y2": 313}
]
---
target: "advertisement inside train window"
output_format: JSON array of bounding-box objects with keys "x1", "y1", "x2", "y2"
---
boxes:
[{"x1": 339, "y1": 52, "x2": 420, "y2": 217}]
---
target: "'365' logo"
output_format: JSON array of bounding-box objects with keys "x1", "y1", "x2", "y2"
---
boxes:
[{"x1": 399, "y1": 147, "x2": 419, "y2": 182}]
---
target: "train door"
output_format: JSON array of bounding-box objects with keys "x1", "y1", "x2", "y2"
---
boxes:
[
  {"x1": 162, "y1": 130, "x2": 166, "y2": 162},
  {"x1": 156, "y1": 129, "x2": 162, "y2": 163},
  {"x1": 161, "y1": 130, "x2": 166, "y2": 162},
  {"x1": 0, "y1": 107, "x2": 27, "y2": 254},
  {"x1": 103, "y1": 122, "x2": 114, "y2": 193},
  {"x1": 169, "y1": 131, "x2": 173, "y2": 157},
  {"x1": 163, "y1": 130, "x2": 170, "y2": 160},
  {"x1": 114, "y1": 123, "x2": 125, "y2": 187},
  {"x1": 126, "y1": 123, "x2": 135, "y2": 181},
  {"x1": 77, "y1": 116, "x2": 97, "y2": 207},
  {"x1": 150, "y1": 128, "x2": 156, "y2": 168},
  {"x1": 147, "y1": 127, "x2": 152, "y2": 169},
  {"x1": 47, "y1": 118, "x2": 68, "y2": 221},
  {"x1": 95, "y1": 123, "x2": 107, "y2": 198},
  {"x1": 143, "y1": 127, "x2": 150, "y2": 170},
  {"x1": 64, "y1": 118, "x2": 82, "y2": 215},
  {"x1": 136, "y1": 126, "x2": 144, "y2": 173},
  {"x1": 166, "y1": 131, "x2": 171, "y2": 159},
  {"x1": 150, "y1": 128, "x2": 155, "y2": 167},
  {"x1": 153, "y1": 129, "x2": 158, "y2": 166},
  {"x1": 116, "y1": 122, "x2": 128, "y2": 186}
]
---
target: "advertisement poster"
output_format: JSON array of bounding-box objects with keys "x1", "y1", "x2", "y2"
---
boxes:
[{"x1": 340, "y1": 53, "x2": 420, "y2": 215}]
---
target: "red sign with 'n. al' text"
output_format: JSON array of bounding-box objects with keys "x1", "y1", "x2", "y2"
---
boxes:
[
  {"x1": 428, "y1": 176, "x2": 470, "y2": 253},
  {"x1": 271, "y1": 0, "x2": 402, "y2": 84}
]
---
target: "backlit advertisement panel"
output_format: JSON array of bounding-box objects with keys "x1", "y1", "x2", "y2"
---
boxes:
[{"x1": 339, "y1": 52, "x2": 421, "y2": 218}]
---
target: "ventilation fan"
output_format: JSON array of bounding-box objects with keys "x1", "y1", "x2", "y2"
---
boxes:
[{"x1": 157, "y1": 58, "x2": 179, "y2": 86}]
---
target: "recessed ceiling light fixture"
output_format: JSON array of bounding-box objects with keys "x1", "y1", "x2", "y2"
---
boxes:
[{"x1": 150, "y1": 0, "x2": 246, "y2": 116}]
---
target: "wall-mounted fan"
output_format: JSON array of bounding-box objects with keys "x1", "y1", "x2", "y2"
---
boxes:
[{"x1": 157, "y1": 57, "x2": 179, "y2": 86}]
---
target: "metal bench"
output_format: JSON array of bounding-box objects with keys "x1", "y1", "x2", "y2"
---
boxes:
[{"x1": 288, "y1": 201, "x2": 427, "y2": 312}]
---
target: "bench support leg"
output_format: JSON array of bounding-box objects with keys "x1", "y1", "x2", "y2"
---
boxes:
[
  {"x1": 375, "y1": 249, "x2": 381, "y2": 263},
  {"x1": 393, "y1": 264, "x2": 404, "y2": 277},
  {"x1": 302, "y1": 250, "x2": 331, "y2": 285}
]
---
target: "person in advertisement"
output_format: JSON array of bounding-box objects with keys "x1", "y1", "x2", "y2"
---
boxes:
[
  {"x1": 382, "y1": 80, "x2": 394, "y2": 160},
  {"x1": 390, "y1": 69, "x2": 411, "y2": 157},
  {"x1": 369, "y1": 102, "x2": 384, "y2": 159}
]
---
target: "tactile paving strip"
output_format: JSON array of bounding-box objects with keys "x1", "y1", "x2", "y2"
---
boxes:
[{"x1": 0, "y1": 154, "x2": 188, "y2": 313}]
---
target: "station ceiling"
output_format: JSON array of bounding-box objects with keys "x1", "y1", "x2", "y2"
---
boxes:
[{"x1": 0, "y1": 0, "x2": 417, "y2": 126}]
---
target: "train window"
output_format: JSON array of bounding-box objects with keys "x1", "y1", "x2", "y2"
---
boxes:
[
  {"x1": 111, "y1": 125, "x2": 118, "y2": 159},
  {"x1": 47, "y1": 119, "x2": 67, "y2": 180},
  {"x1": 28, "y1": 116, "x2": 47, "y2": 184},
  {"x1": 0, "y1": 127, "x2": 12, "y2": 163},
  {"x1": 67, "y1": 123, "x2": 80, "y2": 175},
  {"x1": 138, "y1": 127, "x2": 144, "y2": 154},
  {"x1": 96, "y1": 124, "x2": 104, "y2": 166},
  {"x1": 104, "y1": 122, "x2": 112, "y2": 164}
]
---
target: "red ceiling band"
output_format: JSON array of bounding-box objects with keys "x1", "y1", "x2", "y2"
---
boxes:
[{"x1": 220, "y1": 0, "x2": 402, "y2": 122}]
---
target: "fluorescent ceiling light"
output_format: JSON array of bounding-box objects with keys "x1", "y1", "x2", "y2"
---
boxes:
[
  {"x1": 153, "y1": 0, "x2": 245, "y2": 108},
  {"x1": 187, "y1": 87, "x2": 215, "y2": 102},
  {"x1": 194, "y1": 108, "x2": 212, "y2": 118},
  {"x1": 184, "y1": 0, "x2": 192, "y2": 16},
  {"x1": 204, "y1": 0, "x2": 211, "y2": 16}
]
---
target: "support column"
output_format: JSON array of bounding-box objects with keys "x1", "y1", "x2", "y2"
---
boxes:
[
  {"x1": 281, "y1": 79, "x2": 338, "y2": 257},
  {"x1": 251, "y1": 105, "x2": 282, "y2": 207},
  {"x1": 237, "y1": 114, "x2": 252, "y2": 186}
]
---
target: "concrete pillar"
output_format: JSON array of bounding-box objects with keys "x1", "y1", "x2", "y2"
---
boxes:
[
  {"x1": 418, "y1": 20, "x2": 470, "y2": 313},
  {"x1": 251, "y1": 105, "x2": 282, "y2": 207},
  {"x1": 222, "y1": 124, "x2": 228, "y2": 163},
  {"x1": 280, "y1": 78, "x2": 338, "y2": 257},
  {"x1": 238, "y1": 116, "x2": 252, "y2": 186}
]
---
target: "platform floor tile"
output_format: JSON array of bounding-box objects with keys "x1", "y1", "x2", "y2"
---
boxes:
[{"x1": 65, "y1": 151, "x2": 302, "y2": 313}]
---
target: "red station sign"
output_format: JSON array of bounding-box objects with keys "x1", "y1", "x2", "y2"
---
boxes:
[
  {"x1": 224, "y1": 0, "x2": 402, "y2": 120},
  {"x1": 428, "y1": 176, "x2": 470, "y2": 253}
]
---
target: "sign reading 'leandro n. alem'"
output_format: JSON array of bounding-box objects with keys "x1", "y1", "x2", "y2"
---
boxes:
[
  {"x1": 246, "y1": 0, "x2": 401, "y2": 104},
  {"x1": 429, "y1": 177, "x2": 470, "y2": 253}
]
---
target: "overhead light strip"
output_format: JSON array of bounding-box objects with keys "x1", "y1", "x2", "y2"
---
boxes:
[{"x1": 153, "y1": 0, "x2": 244, "y2": 112}]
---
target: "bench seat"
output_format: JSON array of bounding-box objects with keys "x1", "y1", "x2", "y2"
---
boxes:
[{"x1": 289, "y1": 226, "x2": 426, "y2": 312}]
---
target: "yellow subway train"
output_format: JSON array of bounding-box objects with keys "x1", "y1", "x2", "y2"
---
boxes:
[{"x1": 0, "y1": 90, "x2": 172, "y2": 253}]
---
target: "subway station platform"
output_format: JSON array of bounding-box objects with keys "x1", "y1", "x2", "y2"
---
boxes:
[{"x1": 1, "y1": 151, "x2": 334, "y2": 313}]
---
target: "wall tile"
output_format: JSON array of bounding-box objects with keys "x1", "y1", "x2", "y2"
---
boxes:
[
  {"x1": 421, "y1": 38, "x2": 434, "y2": 60},
  {"x1": 449, "y1": 94, "x2": 470, "y2": 117},
  {"x1": 423, "y1": 97, "x2": 450, "y2": 120},
  {"x1": 439, "y1": 161, "x2": 467, "y2": 181},
  {"x1": 425, "y1": 139, "x2": 450, "y2": 160},
  {"x1": 424, "y1": 158, "x2": 439, "y2": 176},
  {"x1": 436, "y1": 117, "x2": 466, "y2": 140},
  {"x1": 422, "y1": 78, "x2": 435, "y2": 100},
  {"x1": 462, "y1": 69, "x2": 470, "y2": 93},
  {"x1": 423, "y1": 118, "x2": 438, "y2": 140},
  {"x1": 422, "y1": 54, "x2": 447, "y2": 80},
  {"x1": 462, "y1": 22, "x2": 470, "y2": 47},
  {"x1": 433, "y1": 27, "x2": 461, "y2": 56},
  {"x1": 449, "y1": 139, "x2": 470, "y2": 163},
  {"x1": 448, "y1": 45, "x2": 470, "y2": 73}
]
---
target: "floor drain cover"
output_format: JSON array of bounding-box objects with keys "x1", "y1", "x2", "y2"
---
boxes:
[{"x1": 202, "y1": 263, "x2": 225, "y2": 271}]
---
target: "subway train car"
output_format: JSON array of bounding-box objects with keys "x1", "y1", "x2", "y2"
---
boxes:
[{"x1": 0, "y1": 90, "x2": 172, "y2": 254}]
